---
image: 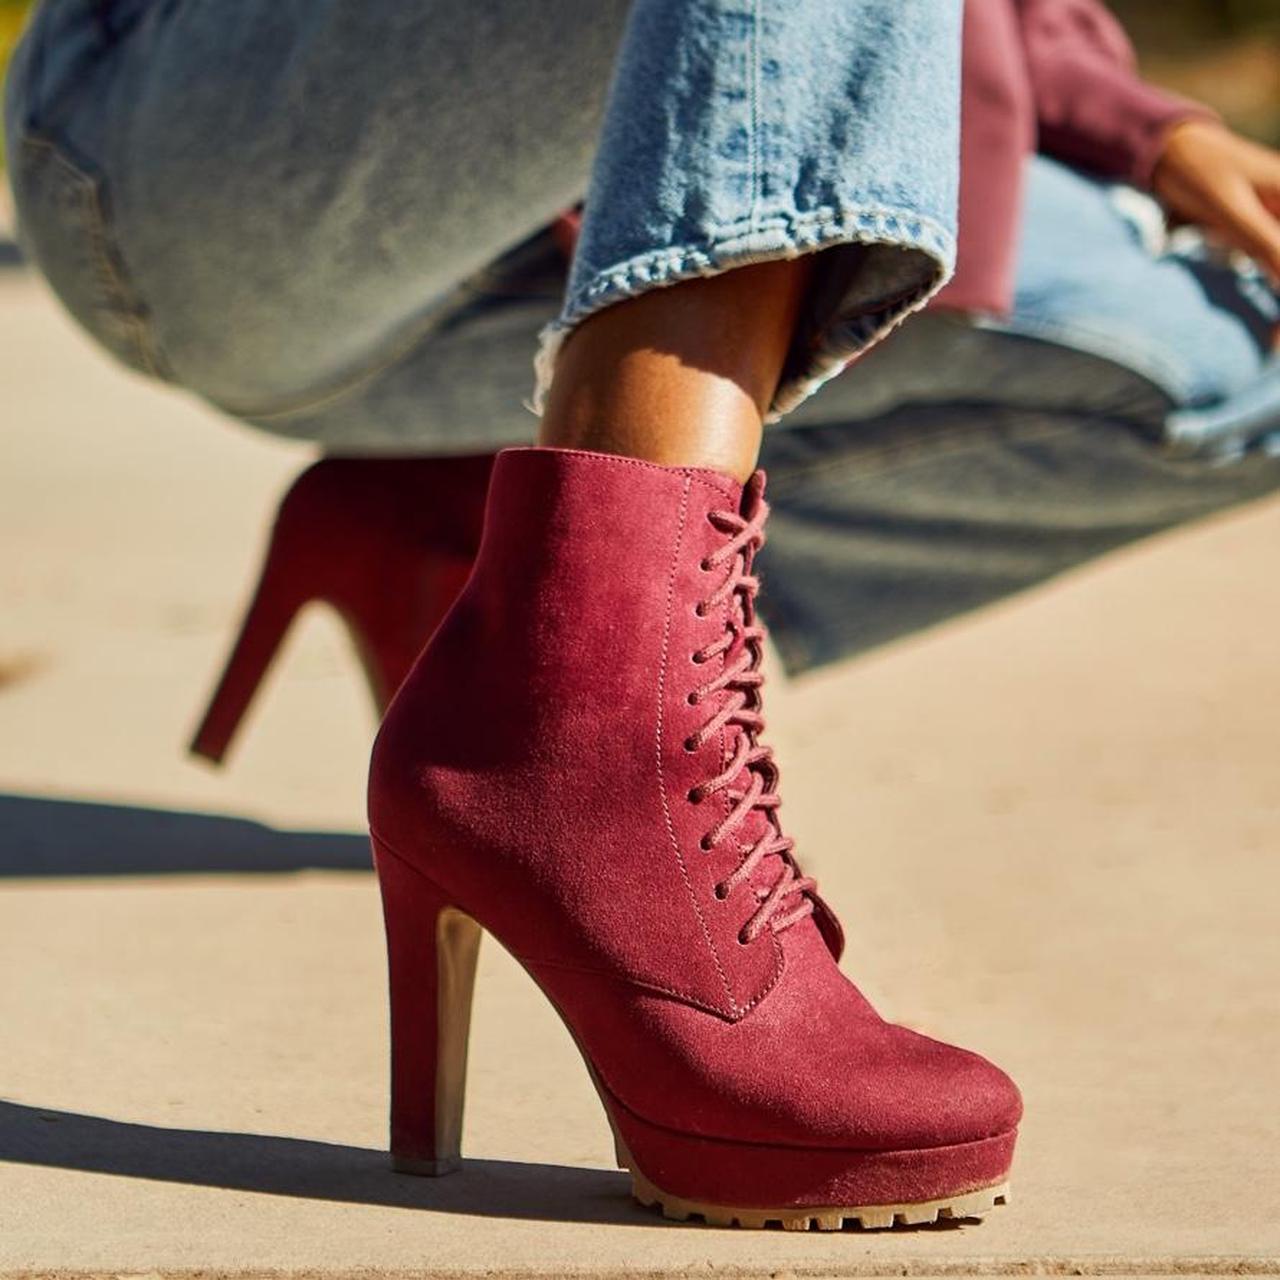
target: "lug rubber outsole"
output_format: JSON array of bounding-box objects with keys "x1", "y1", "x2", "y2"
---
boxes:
[{"x1": 629, "y1": 1168, "x2": 1010, "y2": 1231}]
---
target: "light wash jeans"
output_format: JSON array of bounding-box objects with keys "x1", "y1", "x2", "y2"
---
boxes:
[
  {"x1": 9, "y1": 5, "x2": 1278, "y2": 674},
  {"x1": 4, "y1": 0, "x2": 961, "y2": 441},
  {"x1": 759, "y1": 156, "x2": 1280, "y2": 669}
]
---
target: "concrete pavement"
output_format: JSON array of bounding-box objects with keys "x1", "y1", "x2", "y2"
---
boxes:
[{"x1": 2, "y1": 272, "x2": 1279, "y2": 1276}]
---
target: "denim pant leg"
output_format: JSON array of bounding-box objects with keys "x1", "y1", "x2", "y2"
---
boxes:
[
  {"x1": 753, "y1": 157, "x2": 1280, "y2": 672},
  {"x1": 536, "y1": 0, "x2": 962, "y2": 420},
  {"x1": 985, "y1": 157, "x2": 1278, "y2": 417},
  {"x1": 6, "y1": 0, "x2": 961, "y2": 449},
  {"x1": 756, "y1": 401, "x2": 1280, "y2": 675},
  {"x1": 5, "y1": 0, "x2": 631, "y2": 421}
]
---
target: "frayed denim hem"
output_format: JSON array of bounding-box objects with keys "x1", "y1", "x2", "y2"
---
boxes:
[{"x1": 530, "y1": 202, "x2": 956, "y2": 422}]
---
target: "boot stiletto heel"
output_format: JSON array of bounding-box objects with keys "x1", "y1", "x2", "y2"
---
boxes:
[
  {"x1": 190, "y1": 455, "x2": 493, "y2": 764},
  {"x1": 189, "y1": 547, "x2": 306, "y2": 764},
  {"x1": 373, "y1": 837, "x2": 482, "y2": 1177}
]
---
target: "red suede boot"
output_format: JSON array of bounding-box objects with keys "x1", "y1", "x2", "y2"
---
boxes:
[
  {"x1": 368, "y1": 447, "x2": 1020, "y2": 1229},
  {"x1": 191, "y1": 454, "x2": 493, "y2": 763}
]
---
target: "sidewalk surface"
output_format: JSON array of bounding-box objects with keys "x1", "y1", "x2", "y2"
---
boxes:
[{"x1": 2, "y1": 271, "x2": 1279, "y2": 1278}]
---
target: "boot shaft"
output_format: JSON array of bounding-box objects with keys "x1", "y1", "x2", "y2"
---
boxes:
[{"x1": 369, "y1": 448, "x2": 813, "y2": 1017}]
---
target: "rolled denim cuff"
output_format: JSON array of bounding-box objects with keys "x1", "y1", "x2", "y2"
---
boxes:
[
  {"x1": 533, "y1": 0, "x2": 962, "y2": 421},
  {"x1": 535, "y1": 205, "x2": 955, "y2": 422}
]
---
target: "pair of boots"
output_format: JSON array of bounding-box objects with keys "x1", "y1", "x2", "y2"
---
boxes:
[{"x1": 195, "y1": 447, "x2": 1020, "y2": 1230}]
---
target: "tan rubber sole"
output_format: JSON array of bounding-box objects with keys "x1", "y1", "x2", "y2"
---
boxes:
[
  {"x1": 628, "y1": 1166, "x2": 1010, "y2": 1231},
  {"x1": 611, "y1": 1124, "x2": 1011, "y2": 1231}
]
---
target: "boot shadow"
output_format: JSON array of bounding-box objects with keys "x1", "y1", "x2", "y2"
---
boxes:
[
  {"x1": 0, "y1": 792, "x2": 371, "y2": 878},
  {"x1": 0, "y1": 1100, "x2": 639, "y2": 1226}
]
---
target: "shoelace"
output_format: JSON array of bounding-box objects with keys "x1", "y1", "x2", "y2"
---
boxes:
[{"x1": 686, "y1": 500, "x2": 816, "y2": 943}]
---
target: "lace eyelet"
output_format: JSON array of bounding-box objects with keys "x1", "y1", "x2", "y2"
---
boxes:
[
  {"x1": 691, "y1": 651, "x2": 705, "y2": 665},
  {"x1": 699, "y1": 834, "x2": 714, "y2": 852},
  {"x1": 699, "y1": 558, "x2": 712, "y2": 573},
  {"x1": 687, "y1": 788, "x2": 702, "y2": 804},
  {"x1": 714, "y1": 883, "x2": 728, "y2": 900},
  {"x1": 683, "y1": 736, "x2": 698, "y2": 753},
  {"x1": 694, "y1": 602, "x2": 707, "y2": 618},
  {"x1": 686, "y1": 691, "x2": 698, "y2": 706},
  {"x1": 736, "y1": 929, "x2": 751, "y2": 945}
]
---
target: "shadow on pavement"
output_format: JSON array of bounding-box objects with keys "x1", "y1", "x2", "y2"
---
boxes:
[
  {"x1": 0, "y1": 1101, "x2": 645, "y2": 1225},
  {"x1": 0, "y1": 792, "x2": 370, "y2": 878},
  {"x1": 0, "y1": 1101, "x2": 978, "y2": 1231}
]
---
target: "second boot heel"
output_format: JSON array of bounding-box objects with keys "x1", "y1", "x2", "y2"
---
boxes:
[
  {"x1": 190, "y1": 455, "x2": 495, "y2": 765},
  {"x1": 189, "y1": 552, "x2": 303, "y2": 764},
  {"x1": 373, "y1": 838, "x2": 482, "y2": 1177}
]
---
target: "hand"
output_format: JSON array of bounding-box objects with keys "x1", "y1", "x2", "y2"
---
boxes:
[{"x1": 1152, "y1": 119, "x2": 1280, "y2": 285}]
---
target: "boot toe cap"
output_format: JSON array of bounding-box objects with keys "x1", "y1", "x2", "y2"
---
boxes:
[{"x1": 854, "y1": 1025, "x2": 1022, "y2": 1151}]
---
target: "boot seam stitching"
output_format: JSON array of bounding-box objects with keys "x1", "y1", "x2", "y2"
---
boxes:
[
  {"x1": 505, "y1": 447, "x2": 740, "y2": 504},
  {"x1": 656, "y1": 475, "x2": 737, "y2": 1018}
]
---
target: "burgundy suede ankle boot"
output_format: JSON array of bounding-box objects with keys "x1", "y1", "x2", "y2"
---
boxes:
[{"x1": 368, "y1": 447, "x2": 1020, "y2": 1229}]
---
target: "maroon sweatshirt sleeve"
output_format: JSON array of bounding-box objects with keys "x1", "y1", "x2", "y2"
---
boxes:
[{"x1": 1015, "y1": 0, "x2": 1218, "y2": 188}]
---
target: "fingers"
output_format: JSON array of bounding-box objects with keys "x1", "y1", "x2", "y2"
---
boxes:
[
  {"x1": 1245, "y1": 143, "x2": 1280, "y2": 221},
  {"x1": 1216, "y1": 178, "x2": 1280, "y2": 286}
]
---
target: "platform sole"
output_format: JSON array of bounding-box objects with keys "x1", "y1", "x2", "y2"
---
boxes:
[
  {"x1": 601, "y1": 1077, "x2": 1017, "y2": 1231},
  {"x1": 629, "y1": 1165, "x2": 1009, "y2": 1230}
]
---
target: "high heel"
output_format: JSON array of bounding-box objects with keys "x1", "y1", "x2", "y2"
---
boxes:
[
  {"x1": 190, "y1": 454, "x2": 494, "y2": 763},
  {"x1": 373, "y1": 836, "x2": 481, "y2": 1176},
  {"x1": 369, "y1": 447, "x2": 1020, "y2": 1229},
  {"x1": 188, "y1": 543, "x2": 308, "y2": 764}
]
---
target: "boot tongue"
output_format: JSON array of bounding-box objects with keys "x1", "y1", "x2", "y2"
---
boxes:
[{"x1": 740, "y1": 469, "x2": 767, "y2": 521}]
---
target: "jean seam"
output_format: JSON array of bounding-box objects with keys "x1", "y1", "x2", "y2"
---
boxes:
[
  {"x1": 19, "y1": 134, "x2": 170, "y2": 380},
  {"x1": 656, "y1": 477, "x2": 739, "y2": 1019},
  {"x1": 562, "y1": 203, "x2": 951, "y2": 308},
  {"x1": 748, "y1": 0, "x2": 761, "y2": 236}
]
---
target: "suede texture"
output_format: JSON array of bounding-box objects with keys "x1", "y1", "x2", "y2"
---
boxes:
[{"x1": 368, "y1": 447, "x2": 1020, "y2": 1206}]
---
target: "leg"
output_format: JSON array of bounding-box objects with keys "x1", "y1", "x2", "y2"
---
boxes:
[
  {"x1": 8, "y1": 0, "x2": 958, "y2": 457},
  {"x1": 537, "y1": 0, "x2": 962, "y2": 477},
  {"x1": 541, "y1": 258, "x2": 813, "y2": 480}
]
